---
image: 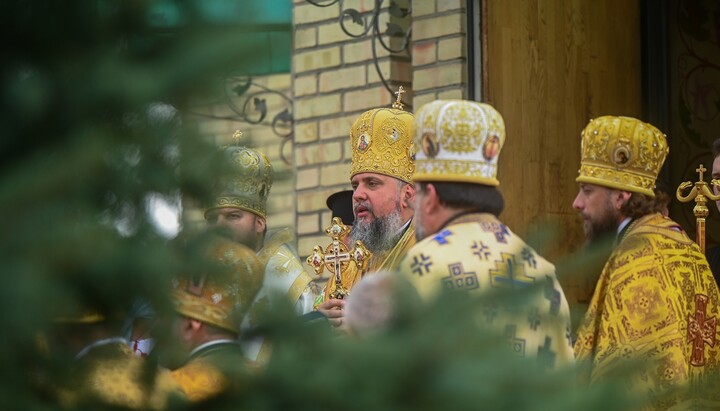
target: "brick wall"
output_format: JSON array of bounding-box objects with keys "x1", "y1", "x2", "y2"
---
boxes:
[{"x1": 412, "y1": 0, "x2": 468, "y2": 109}]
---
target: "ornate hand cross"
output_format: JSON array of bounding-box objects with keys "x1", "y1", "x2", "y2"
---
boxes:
[
  {"x1": 677, "y1": 163, "x2": 720, "y2": 253},
  {"x1": 306, "y1": 217, "x2": 371, "y2": 299}
]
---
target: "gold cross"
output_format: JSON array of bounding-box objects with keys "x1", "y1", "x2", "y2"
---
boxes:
[
  {"x1": 697, "y1": 164, "x2": 707, "y2": 181},
  {"x1": 232, "y1": 130, "x2": 243, "y2": 145},
  {"x1": 305, "y1": 217, "x2": 371, "y2": 299},
  {"x1": 392, "y1": 86, "x2": 405, "y2": 110}
]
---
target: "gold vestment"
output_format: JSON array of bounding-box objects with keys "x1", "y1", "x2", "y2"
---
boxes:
[
  {"x1": 575, "y1": 213, "x2": 720, "y2": 409},
  {"x1": 171, "y1": 341, "x2": 248, "y2": 402},
  {"x1": 171, "y1": 358, "x2": 226, "y2": 402},
  {"x1": 243, "y1": 228, "x2": 317, "y2": 362},
  {"x1": 58, "y1": 341, "x2": 181, "y2": 409}
]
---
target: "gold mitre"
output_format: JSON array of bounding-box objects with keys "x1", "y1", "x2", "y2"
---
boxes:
[
  {"x1": 413, "y1": 100, "x2": 506, "y2": 186},
  {"x1": 173, "y1": 236, "x2": 263, "y2": 334},
  {"x1": 206, "y1": 131, "x2": 273, "y2": 219},
  {"x1": 54, "y1": 297, "x2": 128, "y2": 324},
  {"x1": 349, "y1": 92, "x2": 415, "y2": 183},
  {"x1": 576, "y1": 116, "x2": 668, "y2": 196}
]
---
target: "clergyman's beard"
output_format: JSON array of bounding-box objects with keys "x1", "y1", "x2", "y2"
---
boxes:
[
  {"x1": 212, "y1": 224, "x2": 261, "y2": 251},
  {"x1": 350, "y1": 205, "x2": 405, "y2": 254},
  {"x1": 582, "y1": 199, "x2": 619, "y2": 246}
]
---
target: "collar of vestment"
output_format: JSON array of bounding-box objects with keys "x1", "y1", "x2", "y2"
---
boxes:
[
  {"x1": 75, "y1": 337, "x2": 129, "y2": 360},
  {"x1": 616, "y1": 217, "x2": 632, "y2": 236},
  {"x1": 189, "y1": 339, "x2": 238, "y2": 360},
  {"x1": 614, "y1": 217, "x2": 633, "y2": 246},
  {"x1": 617, "y1": 212, "x2": 691, "y2": 246},
  {"x1": 395, "y1": 217, "x2": 412, "y2": 237},
  {"x1": 439, "y1": 210, "x2": 499, "y2": 231}
]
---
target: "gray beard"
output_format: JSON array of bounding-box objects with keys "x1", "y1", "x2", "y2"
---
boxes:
[{"x1": 349, "y1": 208, "x2": 405, "y2": 254}]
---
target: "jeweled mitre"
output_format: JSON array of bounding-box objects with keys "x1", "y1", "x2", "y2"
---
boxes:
[
  {"x1": 350, "y1": 108, "x2": 415, "y2": 183},
  {"x1": 173, "y1": 237, "x2": 263, "y2": 333},
  {"x1": 576, "y1": 116, "x2": 668, "y2": 196},
  {"x1": 206, "y1": 136, "x2": 274, "y2": 219},
  {"x1": 413, "y1": 100, "x2": 506, "y2": 186}
]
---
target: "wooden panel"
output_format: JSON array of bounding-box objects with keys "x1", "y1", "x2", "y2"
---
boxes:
[
  {"x1": 666, "y1": 0, "x2": 720, "y2": 249},
  {"x1": 484, "y1": 0, "x2": 642, "y2": 307}
]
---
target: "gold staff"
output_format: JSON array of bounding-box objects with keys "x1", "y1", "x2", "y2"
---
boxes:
[{"x1": 676, "y1": 164, "x2": 720, "y2": 253}]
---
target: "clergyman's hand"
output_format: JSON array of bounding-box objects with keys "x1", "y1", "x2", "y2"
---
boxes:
[{"x1": 317, "y1": 299, "x2": 346, "y2": 328}]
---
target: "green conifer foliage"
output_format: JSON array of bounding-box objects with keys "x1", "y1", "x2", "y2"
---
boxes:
[{"x1": 0, "y1": 1, "x2": 254, "y2": 408}]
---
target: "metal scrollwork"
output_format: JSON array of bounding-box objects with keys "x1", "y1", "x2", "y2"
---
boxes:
[
  {"x1": 188, "y1": 75, "x2": 294, "y2": 165},
  {"x1": 227, "y1": 76, "x2": 293, "y2": 135},
  {"x1": 307, "y1": 0, "x2": 412, "y2": 107},
  {"x1": 306, "y1": 0, "x2": 340, "y2": 7}
]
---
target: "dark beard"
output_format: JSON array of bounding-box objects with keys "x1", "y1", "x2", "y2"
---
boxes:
[
  {"x1": 583, "y1": 204, "x2": 619, "y2": 246},
  {"x1": 210, "y1": 224, "x2": 260, "y2": 251}
]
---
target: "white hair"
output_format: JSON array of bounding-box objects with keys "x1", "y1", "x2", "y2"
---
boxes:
[{"x1": 344, "y1": 271, "x2": 398, "y2": 338}]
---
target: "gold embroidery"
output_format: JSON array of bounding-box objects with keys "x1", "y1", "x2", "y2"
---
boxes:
[
  {"x1": 577, "y1": 116, "x2": 668, "y2": 196},
  {"x1": 350, "y1": 108, "x2": 415, "y2": 183},
  {"x1": 413, "y1": 100, "x2": 506, "y2": 186}
]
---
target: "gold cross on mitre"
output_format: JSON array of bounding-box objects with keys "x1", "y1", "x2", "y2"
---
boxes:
[
  {"x1": 306, "y1": 217, "x2": 371, "y2": 299},
  {"x1": 232, "y1": 130, "x2": 243, "y2": 145},
  {"x1": 392, "y1": 85, "x2": 405, "y2": 110},
  {"x1": 677, "y1": 163, "x2": 720, "y2": 254}
]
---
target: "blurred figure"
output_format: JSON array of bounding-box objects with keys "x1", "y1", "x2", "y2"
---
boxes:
[
  {"x1": 316, "y1": 95, "x2": 417, "y2": 327},
  {"x1": 714, "y1": 138, "x2": 720, "y2": 212},
  {"x1": 48, "y1": 309, "x2": 182, "y2": 409},
  {"x1": 169, "y1": 236, "x2": 263, "y2": 401},
  {"x1": 398, "y1": 100, "x2": 574, "y2": 369},
  {"x1": 572, "y1": 116, "x2": 720, "y2": 409},
  {"x1": 124, "y1": 300, "x2": 157, "y2": 357},
  {"x1": 344, "y1": 271, "x2": 398, "y2": 337},
  {"x1": 326, "y1": 189, "x2": 354, "y2": 227},
  {"x1": 205, "y1": 133, "x2": 316, "y2": 362},
  {"x1": 326, "y1": 189, "x2": 355, "y2": 249},
  {"x1": 343, "y1": 271, "x2": 423, "y2": 338}
]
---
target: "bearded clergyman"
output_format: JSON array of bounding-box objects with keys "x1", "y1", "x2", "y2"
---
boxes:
[
  {"x1": 572, "y1": 116, "x2": 720, "y2": 409},
  {"x1": 315, "y1": 96, "x2": 417, "y2": 328}
]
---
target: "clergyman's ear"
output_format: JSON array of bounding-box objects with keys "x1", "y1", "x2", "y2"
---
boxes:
[
  {"x1": 424, "y1": 183, "x2": 441, "y2": 212},
  {"x1": 255, "y1": 216, "x2": 266, "y2": 234},
  {"x1": 188, "y1": 319, "x2": 203, "y2": 333},
  {"x1": 613, "y1": 190, "x2": 632, "y2": 211},
  {"x1": 401, "y1": 182, "x2": 416, "y2": 208}
]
